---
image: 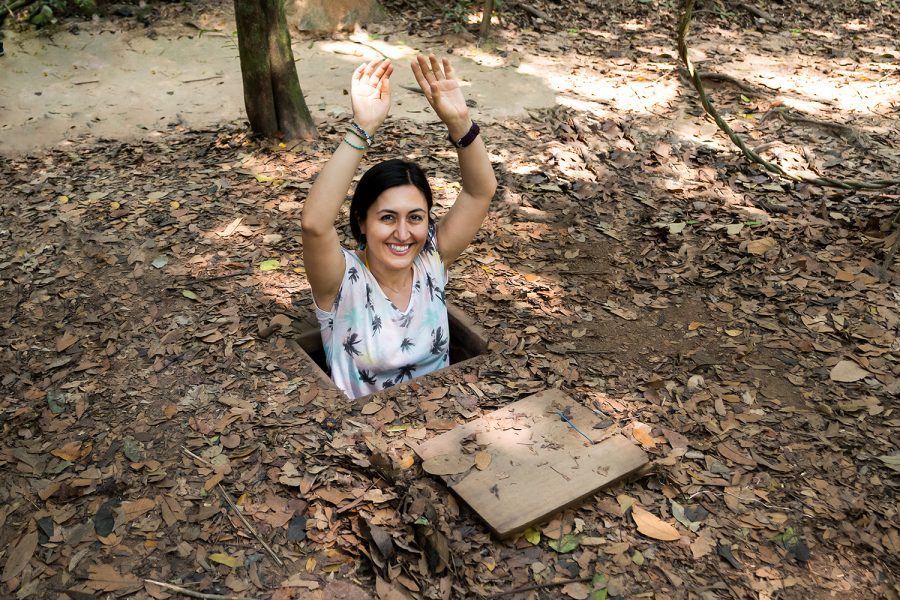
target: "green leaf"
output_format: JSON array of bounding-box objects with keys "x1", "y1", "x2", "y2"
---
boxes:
[
  {"x1": 524, "y1": 527, "x2": 541, "y2": 545},
  {"x1": 547, "y1": 533, "x2": 580, "y2": 553},
  {"x1": 47, "y1": 389, "x2": 67, "y2": 414},
  {"x1": 632, "y1": 549, "x2": 644, "y2": 566},
  {"x1": 384, "y1": 423, "x2": 410, "y2": 432},
  {"x1": 590, "y1": 573, "x2": 608, "y2": 600},
  {"x1": 181, "y1": 289, "x2": 199, "y2": 300},
  {"x1": 414, "y1": 516, "x2": 430, "y2": 526},
  {"x1": 151, "y1": 255, "x2": 168, "y2": 269},
  {"x1": 671, "y1": 500, "x2": 701, "y2": 532},
  {"x1": 259, "y1": 259, "x2": 280, "y2": 272},
  {"x1": 740, "y1": 94, "x2": 751, "y2": 103},
  {"x1": 122, "y1": 437, "x2": 143, "y2": 462}
]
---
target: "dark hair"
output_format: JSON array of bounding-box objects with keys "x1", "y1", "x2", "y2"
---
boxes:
[{"x1": 349, "y1": 159, "x2": 433, "y2": 245}]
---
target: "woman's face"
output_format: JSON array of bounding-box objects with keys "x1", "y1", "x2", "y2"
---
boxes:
[{"x1": 360, "y1": 184, "x2": 429, "y2": 273}]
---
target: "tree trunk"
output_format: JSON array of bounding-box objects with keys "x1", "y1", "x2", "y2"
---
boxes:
[
  {"x1": 234, "y1": 0, "x2": 317, "y2": 141},
  {"x1": 479, "y1": 0, "x2": 494, "y2": 41}
]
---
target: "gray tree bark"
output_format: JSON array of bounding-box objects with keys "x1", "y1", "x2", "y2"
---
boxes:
[{"x1": 234, "y1": 0, "x2": 317, "y2": 141}]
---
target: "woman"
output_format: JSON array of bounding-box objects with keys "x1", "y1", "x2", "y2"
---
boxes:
[{"x1": 301, "y1": 55, "x2": 496, "y2": 399}]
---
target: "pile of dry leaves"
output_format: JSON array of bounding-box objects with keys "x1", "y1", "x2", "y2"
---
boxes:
[{"x1": 1, "y1": 1, "x2": 899, "y2": 598}]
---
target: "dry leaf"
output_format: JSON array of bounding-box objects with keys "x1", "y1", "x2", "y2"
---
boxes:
[
  {"x1": 631, "y1": 505, "x2": 681, "y2": 541},
  {"x1": 361, "y1": 401, "x2": 383, "y2": 415},
  {"x1": 85, "y1": 564, "x2": 141, "y2": 592},
  {"x1": 1, "y1": 529, "x2": 38, "y2": 582},
  {"x1": 56, "y1": 331, "x2": 79, "y2": 352},
  {"x1": 474, "y1": 451, "x2": 492, "y2": 470},
  {"x1": 209, "y1": 553, "x2": 242, "y2": 568},
  {"x1": 422, "y1": 454, "x2": 475, "y2": 476},
  {"x1": 746, "y1": 237, "x2": 778, "y2": 255},
  {"x1": 829, "y1": 360, "x2": 871, "y2": 383}
]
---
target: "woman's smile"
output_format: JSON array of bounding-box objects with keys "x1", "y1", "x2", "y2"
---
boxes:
[{"x1": 361, "y1": 184, "x2": 430, "y2": 271}]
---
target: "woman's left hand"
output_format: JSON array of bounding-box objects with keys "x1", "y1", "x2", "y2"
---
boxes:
[{"x1": 411, "y1": 54, "x2": 472, "y2": 140}]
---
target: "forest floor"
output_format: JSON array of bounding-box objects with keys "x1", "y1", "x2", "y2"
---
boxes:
[{"x1": 1, "y1": 0, "x2": 899, "y2": 599}]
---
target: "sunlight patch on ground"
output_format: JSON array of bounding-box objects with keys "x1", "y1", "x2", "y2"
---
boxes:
[
  {"x1": 517, "y1": 58, "x2": 680, "y2": 114},
  {"x1": 319, "y1": 36, "x2": 417, "y2": 62}
]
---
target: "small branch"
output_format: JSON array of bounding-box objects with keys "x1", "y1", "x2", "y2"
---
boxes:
[
  {"x1": 677, "y1": 0, "x2": 900, "y2": 191},
  {"x1": 182, "y1": 75, "x2": 224, "y2": 84},
  {"x1": 181, "y1": 445, "x2": 213, "y2": 466},
  {"x1": 217, "y1": 484, "x2": 285, "y2": 567},
  {"x1": 494, "y1": 575, "x2": 594, "y2": 597},
  {"x1": 73, "y1": 80, "x2": 100, "y2": 85},
  {"x1": 145, "y1": 579, "x2": 259, "y2": 600}
]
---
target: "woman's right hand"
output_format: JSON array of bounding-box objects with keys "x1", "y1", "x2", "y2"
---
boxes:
[{"x1": 350, "y1": 59, "x2": 393, "y2": 136}]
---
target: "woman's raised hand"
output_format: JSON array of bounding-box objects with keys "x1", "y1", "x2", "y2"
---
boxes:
[
  {"x1": 411, "y1": 54, "x2": 472, "y2": 140},
  {"x1": 351, "y1": 59, "x2": 393, "y2": 134}
]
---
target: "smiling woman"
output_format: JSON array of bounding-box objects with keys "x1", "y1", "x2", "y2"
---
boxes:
[{"x1": 301, "y1": 55, "x2": 497, "y2": 399}]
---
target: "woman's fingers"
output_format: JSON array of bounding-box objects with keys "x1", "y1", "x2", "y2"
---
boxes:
[
  {"x1": 410, "y1": 59, "x2": 433, "y2": 100},
  {"x1": 442, "y1": 57, "x2": 454, "y2": 80},
  {"x1": 370, "y1": 58, "x2": 391, "y2": 83},
  {"x1": 429, "y1": 54, "x2": 445, "y2": 80}
]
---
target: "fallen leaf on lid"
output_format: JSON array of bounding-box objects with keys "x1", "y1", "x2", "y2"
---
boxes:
[
  {"x1": 631, "y1": 505, "x2": 681, "y2": 541},
  {"x1": 829, "y1": 360, "x2": 870, "y2": 382},
  {"x1": 474, "y1": 451, "x2": 492, "y2": 470},
  {"x1": 422, "y1": 453, "x2": 475, "y2": 476}
]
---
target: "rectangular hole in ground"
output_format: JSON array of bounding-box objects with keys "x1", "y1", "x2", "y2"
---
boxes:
[{"x1": 294, "y1": 303, "x2": 489, "y2": 393}]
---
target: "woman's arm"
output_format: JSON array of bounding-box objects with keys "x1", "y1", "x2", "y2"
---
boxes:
[
  {"x1": 301, "y1": 59, "x2": 393, "y2": 311},
  {"x1": 411, "y1": 55, "x2": 497, "y2": 265}
]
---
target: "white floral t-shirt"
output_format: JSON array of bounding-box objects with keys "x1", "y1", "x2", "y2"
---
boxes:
[{"x1": 315, "y1": 228, "x2": 450, "y2": 399}]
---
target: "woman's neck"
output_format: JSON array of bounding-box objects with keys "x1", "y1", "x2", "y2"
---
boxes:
[{"x1": 362, "y1": 250, "x2": 413, "y2": 299}]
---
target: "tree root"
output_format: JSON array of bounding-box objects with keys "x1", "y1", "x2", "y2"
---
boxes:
[
  {"x1": 762, "y1": 107, "x2": 874, "y2": 149},
  {"x1": 677, "y1": 0, "x2": 900, "y2": 191}
]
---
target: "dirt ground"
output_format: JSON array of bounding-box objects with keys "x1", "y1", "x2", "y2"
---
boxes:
[{"x1": 1, "y1": 0, "x2": 898, "y2": 599}]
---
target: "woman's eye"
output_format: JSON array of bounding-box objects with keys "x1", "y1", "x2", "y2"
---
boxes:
[
  {"x1": 410, "y1": 215, "x2": 424, "y2": 222},
  {"x1": 381, "y1": 215, "x2": 394, "y2": 222}
]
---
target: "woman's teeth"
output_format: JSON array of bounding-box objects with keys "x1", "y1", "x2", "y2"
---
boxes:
[{"x1": 388, "y1": 244, "x2": 411, "y2": 253}]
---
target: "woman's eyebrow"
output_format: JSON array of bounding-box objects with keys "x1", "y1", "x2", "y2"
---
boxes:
[{"x1": 376, "y1": 208, "x2": 425, "y2": 214}]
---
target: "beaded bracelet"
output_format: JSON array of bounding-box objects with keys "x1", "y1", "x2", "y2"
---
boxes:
[
  {"x1": 342, "y1": 138, "x2": 365, "y2": 151},
  {"x1": 350, "y1": 121, "x2": 375, "y2": 146},
  {"x1": 346, "y1": 127, "x2": 370, "y2": 146}
]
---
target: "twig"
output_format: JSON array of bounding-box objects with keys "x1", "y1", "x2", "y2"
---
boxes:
[
  {"x1": 145, "y1": 579, "x2": 259, "y2": 600},
  {"x1": 350, "y1": 39, "x2": 389, "y2": 59},
  {"x1": 494, "y1": 575, "x2": 593, "y2": 597},
  {"x1": 73, "y1": 80, "x2": 100, "y2": 85},
  {"x1": 677, "y1": 0, "x2": 900, "y2": 191},
  {"x1": 730, "y1": 1, "x2": 774, "y2": 21},
  {"x1": 181, "y1": 445, "x2": 213, "y2": 466},
  {"x1": 182, "y1": 75, "x2": 224, "y2": 84},
  {"x1": 217, "y1": 484, "x2": 285, "y2": 567}
]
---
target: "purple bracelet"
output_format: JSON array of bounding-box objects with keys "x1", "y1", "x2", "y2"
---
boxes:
[{"x1": 448, "y1": 121, "x2": 480, "y2": 148}]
